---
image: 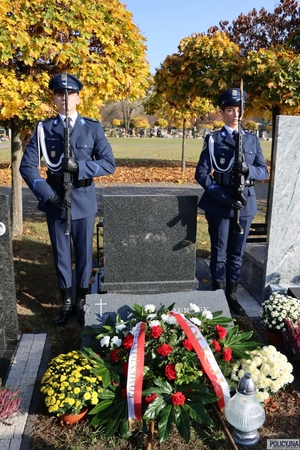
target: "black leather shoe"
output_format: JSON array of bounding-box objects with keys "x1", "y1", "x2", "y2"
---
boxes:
[
  {"x1": 54, "y1": 287, "x2": 74, "y2": 326},
  {"x1": 212, "y1": 281, "x2": 224, "y2": 291},
  {"x1": 75, "y1": 287, "x2": 89, "y2": 325},
  {"x1": 225, "y1": 281, "x2": 245, "y2": 315},
  {"x1": 226, "y1": 293, "x2": 245, "y2": 315}
]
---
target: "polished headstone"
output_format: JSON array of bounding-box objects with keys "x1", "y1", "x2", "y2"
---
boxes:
[
  {"x1": 0, "y1": 195, "x2": 19, "y2": 341},
  {"x1": 84, "y1": 290, "x2": 231, "y2": 330},
  {"x1": 102, "y1": 195, "x2": 198, "y2": 293}
]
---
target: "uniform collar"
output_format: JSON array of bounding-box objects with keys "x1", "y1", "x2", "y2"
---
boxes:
[{"x1": 59, "y1": 112, "x2": 78, "y2": 127}]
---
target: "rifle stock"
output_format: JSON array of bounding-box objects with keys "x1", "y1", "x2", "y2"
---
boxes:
[{"x1": 233, "y1": 80, "x2": 246, "y2": 235}]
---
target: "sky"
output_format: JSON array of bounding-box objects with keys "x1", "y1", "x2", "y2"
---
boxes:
[{"x1": 123, "y1": 0, "x2": 279, "y2": 73}]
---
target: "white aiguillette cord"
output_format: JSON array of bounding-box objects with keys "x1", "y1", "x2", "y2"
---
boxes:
[{"x1": 37, "y1": 122, "x2": 64, "y2": 171}]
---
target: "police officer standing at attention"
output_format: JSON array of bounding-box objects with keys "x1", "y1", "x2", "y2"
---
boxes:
[
  {"x1": 195, "y1": 88, "x2": 268, "y2": 314},
  {"x1": 20, "y1": 73, "x2": 115, "y2": 326}
]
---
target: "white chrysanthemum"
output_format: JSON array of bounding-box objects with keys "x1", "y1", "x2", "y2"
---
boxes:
[
  {"x1": 161, "y1": 314, "x2": 178, "y2": 325},
  {"x1": 148, "y1": 320, "x2": 161, "y2": 328},
  {"x1": 190, "y1": 303, "x2": 200, "y2": 313},
  {"x1": 190, "y1": 317, "x2": 201, "y2": 326},
  {"x1": 202, "y1": 310, "x2": 213, "y2": 320},
  {"x1": 100, "y1": 335, "x2": 110, "y2": 347},
  {"x1": 144, "y1": 304, "x2": 156, "y2": 313},
  {"x1": 115, "y1": 323, "x2": 127, "y2": 332},
  {"x1": 111, "y1": 336, "x2": 122, "y2": 347},
  {"x1": 147, "y1": 313, "x2": 157, "y2": 320}
]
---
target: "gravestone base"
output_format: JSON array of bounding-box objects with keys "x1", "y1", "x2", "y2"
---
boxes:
[
  {"x1": 287, "y1": 287, "x2": 300, "y2": 299},
  {"x1": 241, "y1": 244, "x2": 266, "y2": 303},
  {"x1": 82, "y1": 290, "x2": 232, "y2": 350}
]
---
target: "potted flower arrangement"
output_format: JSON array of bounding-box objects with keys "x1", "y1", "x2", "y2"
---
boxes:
[
  {"x1": 82, "y1": 302, "x2": 260, "y2": 444},
  {"x1": 40, "y1": 350, "x2": 106, "y2": 423},
  {"x1": 260, "y1": 293, "x2": 300, "y2": 344},
  {"x1": 0, "y1": 380, "x2": 21, "y2": 425},
  {"x1": 230, "y1": 345, "x2": 294, "y2": 403}
]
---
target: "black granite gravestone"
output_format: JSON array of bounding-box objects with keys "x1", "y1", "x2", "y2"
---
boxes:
[
  {"x1": 100, "y1": 195, "x2": 198, "y2": 293},
  {"x1": 0, "y1": 195, "x2": 19, "y2": 376}
]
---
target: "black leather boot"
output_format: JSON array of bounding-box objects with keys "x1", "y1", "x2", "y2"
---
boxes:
[
  {"x1": 225, "y1": 281, "x2": 245, "y2": 315},
  {"x1": 75, "y1": 287, "x2": 89, "y2": 325},
  {"x1": 212, "y1": 281, "x2": 224, "y2": 291},
  {"x1": 54, "y1": 287, "x2": 74, "y2": 326}
]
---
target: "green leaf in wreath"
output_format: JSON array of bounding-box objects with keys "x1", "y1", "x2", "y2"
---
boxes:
[
  {"x1": 175, "y1": 404, "x2": 190, "y2": 443},
  {"x1": 88, "y1": 399, "x2": 113, "y2": 415},
  {"x1": 183, "y1": 402, "x2": 215, "y2": 426},
  {"x1": 143, "y1": 396, "x2": 166, "y2": 420},
  {"x1": 157, "y1": 404, "x2": 175, "y2": 444}
]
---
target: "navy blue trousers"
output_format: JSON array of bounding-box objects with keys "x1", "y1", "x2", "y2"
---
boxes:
[
  {"x1": 205, "y1": 211, "x2": 253, "y2": 284},
  {"x1": 46, "y1": 214, "x2": 96, "y2": 289}
]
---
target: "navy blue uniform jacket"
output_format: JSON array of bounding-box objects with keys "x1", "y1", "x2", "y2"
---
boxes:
[
  {"x1": 20, "y1": 114, "x2": 115, "y2": 219},
  {"x1": 195, "y1": 127, "x2": 269, "y2": 218}
]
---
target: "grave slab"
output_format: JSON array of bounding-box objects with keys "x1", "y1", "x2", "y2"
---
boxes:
[{"x1": 101, "y1": 195, "x2": 198, "y2": 293}]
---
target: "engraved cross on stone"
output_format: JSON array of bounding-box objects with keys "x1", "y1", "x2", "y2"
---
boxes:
[{"x1": 95, "y1": 298, "x2": 107, "y2": 317}]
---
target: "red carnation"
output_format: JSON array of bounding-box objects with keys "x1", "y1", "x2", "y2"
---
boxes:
[
  {"x1": 122, "y1": 334, "x2": 134, "y2": 349},
  {"x1": 150, "y1": 325, "x2": 163, "y2": 339},
  {"x1": 121, "y1": 388, "x2": 127, "y2": 399},
  {"x1": 222, "y1": 347, "x2": 232, "y2": 362},
  {"x1": 145, "y1": 394, "x2": 158, "y2": 404},
  {"x1": 171, "y1": 392, "x2": 186, "y2": 406},
  {"x1": 215, "y1": 325, "x2": 227, "y2": 340},
  {"x1": 122, "y1": 361, "x2": 128, "y2": 376},
  {"x1": 110, "y1": 349, "x2": 119, "y2": 362},
  {"x1": 165, "y1": 364, "x2": 177, "y2": 380},
  {"x1": 157, "y1": 343, "x2": 173, "y2": 357},
  {"x1": 212, "y1": 339, "x2": 221, "y2": 352},
  {"x1": 182, "y1": 338, "x2": 193, "y2": 351}
]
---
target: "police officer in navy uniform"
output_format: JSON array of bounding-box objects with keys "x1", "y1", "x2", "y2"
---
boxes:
[
  {"x1": 195, "y1": 88, "x2": 268, "y2": 314},
  {"x1": 20, "y1": 73, "x2": 115, "y2": 326}
]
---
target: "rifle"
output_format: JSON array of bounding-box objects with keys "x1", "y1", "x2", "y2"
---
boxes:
[
  {"x1": 233, "y1": 80, "x2": 247, "y2": 234},
  {"x1": 62, "y1": 74, "x2": 72, "y2": 235}
]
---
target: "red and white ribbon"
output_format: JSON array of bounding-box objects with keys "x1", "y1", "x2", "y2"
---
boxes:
[
  {"x1": 170, "y1": 311, "x2": 230, "y2": 410},
  {"x1": 126, "y1": 322, "x2": 146, "y2": 429}
]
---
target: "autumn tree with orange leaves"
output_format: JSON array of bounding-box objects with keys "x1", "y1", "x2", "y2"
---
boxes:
[{"x1": 0, "y1": 0, "x2": 149, "y2": 235}]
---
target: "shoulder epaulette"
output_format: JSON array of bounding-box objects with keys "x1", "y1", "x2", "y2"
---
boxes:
[{"x1": 83, "y1": 117, "x2": 98, "y2": 122}]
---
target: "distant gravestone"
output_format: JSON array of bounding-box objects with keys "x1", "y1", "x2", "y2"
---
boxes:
[
  {"x1": 0, "y1": 195, "x2": 19, "y2": 357},
  {"x1": 101, "y1": 195, "x2": 198, "y2": 293},
  {"x1": 82, "y1": 290, "x2": 231, "y2": 348}
]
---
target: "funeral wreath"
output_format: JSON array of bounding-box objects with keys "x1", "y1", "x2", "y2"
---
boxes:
[{"x1": 82, "y1": 303, "x2": 262, "y2": 444}]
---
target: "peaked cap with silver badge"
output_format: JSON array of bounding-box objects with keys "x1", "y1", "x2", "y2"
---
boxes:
[
  {"x1": 218, "y1": 88, "x2": 247, "y2": 109},
  {"x1": 49, "y1": 73, "x2": 83, "y2": 93}
]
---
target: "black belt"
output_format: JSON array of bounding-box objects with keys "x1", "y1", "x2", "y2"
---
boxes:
[
  {"x1": 46, "y1": 171, "x2": 93, "y2": 188},
  {"x1": 213, "y1": 172, "x2": 255, "y2": 187}
]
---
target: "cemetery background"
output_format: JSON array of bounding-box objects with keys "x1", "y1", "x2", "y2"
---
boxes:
[{"x1": 1, "y1": 137, "x2": 300, "y2": 449}]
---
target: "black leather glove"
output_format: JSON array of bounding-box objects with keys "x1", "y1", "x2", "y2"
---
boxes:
[
  {"x1": 224, "y1": 199, "x2": 244, "y2": 211},
  {"x1": 61, "y1": 156, "x2": 78, "y2": 174},
  {"x1": 47, "y1": 194, "x2": 65, "y2": 210},
  {"x1": 233, "y1": 161, "x2": 249, "y2": 174}
]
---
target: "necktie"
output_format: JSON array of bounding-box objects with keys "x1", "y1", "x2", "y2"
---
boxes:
[{"x1": 232, "y1": 130, "x2": 237, "y2": 137}]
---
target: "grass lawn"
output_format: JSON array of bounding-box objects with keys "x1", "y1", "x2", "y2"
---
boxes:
[{"x1": 0, "y1": 137, "x2": 272, "y2": 164}]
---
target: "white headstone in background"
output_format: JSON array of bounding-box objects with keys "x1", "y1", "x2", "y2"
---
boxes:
[{"x1": 264, "y1": 115, "x2": 300, "y2": 293}]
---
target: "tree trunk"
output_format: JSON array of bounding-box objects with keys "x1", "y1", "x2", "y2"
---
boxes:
[
  {"x1": 121, "y1": 100, "x2": 131, "y2": 132},
  {"x1": 181, "y1": 118, "x2": 186, "y2": 171},
  {"x1": 11, "y1": 116, "x2": 23, "y2": 237}
]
